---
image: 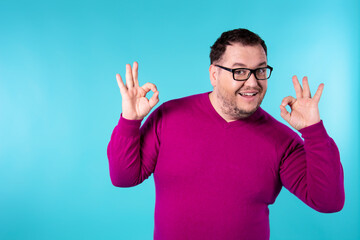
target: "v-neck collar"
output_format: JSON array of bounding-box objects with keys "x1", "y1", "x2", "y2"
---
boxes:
[{"x1": 201, "y1": 91, "x2": 263, "y2": 128}]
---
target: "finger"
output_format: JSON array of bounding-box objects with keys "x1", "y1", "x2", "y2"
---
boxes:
[
  {"x1": 313, "y1": 83, "x2": 324, "y2": 103},
  {"x1": 116, "y1": 74, "x2": 127, "y2": 95},
  {"x1": 281, "y1": 96, "x2": 297, "y2": 107},
  {"x1": 132, "y1": 61, "x2": 139, "y2": 87},
  {"x1": 302, "y1": 76, "x2": 311, "y2": 98},
  {"x1": 292, "y1": 75, "x2": 303, "y2": 99},
  {"x1": 141, "y1": 82, "x2": 158, "y2": 93},
  {"x1": 149, "y1": 91, "x2": 160, "y2": 108},
  {"x1": 280, "y1": 105, "x2": 291, "y2": 123},
  {"x1": 125, "y1": 64, "x2": 134, "y2": 89}
]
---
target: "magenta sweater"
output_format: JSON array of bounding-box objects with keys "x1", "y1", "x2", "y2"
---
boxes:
[{"x1": 107, "y1": 92, "x2": 345, "y2": 240}]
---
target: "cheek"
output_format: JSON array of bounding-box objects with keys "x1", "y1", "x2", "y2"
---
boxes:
[
  {"x1": 232, "y1": 82, "x2": 245, "y2": 93},
  {"x1": 224, "y1": 78, "x2": 242, "y2": 89},
  {"x1": 260, "y1": 81, "x2": 268, "y2": 92},
  {"x1": 218, "y1": 77, "x2": 244, "y2": 93}
]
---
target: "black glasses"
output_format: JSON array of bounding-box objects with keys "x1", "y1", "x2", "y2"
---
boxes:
[{"x1": 215, "y1": 65, "x2": 273, "y2": 81}]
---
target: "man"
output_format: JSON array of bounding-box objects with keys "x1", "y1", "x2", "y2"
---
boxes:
[{"x1": 107, "y1": 28, "x2": 345, "y2": 240}]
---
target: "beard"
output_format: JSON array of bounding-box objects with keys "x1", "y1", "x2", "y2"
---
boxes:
[{"x1": 216, "y1": 86, "x2": 266, "y2": 119}]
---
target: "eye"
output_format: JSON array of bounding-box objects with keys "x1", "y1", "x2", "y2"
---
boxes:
[
  {"x1": 234, "y1": 69, "x2": 248, "y2": 76},
  {"x1": 256, "y1": 68, "x2": 268, "y2": 75},
  {"x1": 257, "y1": 68, "x2": 266, "y2": 74}
]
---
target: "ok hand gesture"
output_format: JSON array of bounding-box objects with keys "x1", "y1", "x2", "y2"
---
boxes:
[
  {"x1": 280, "y1": 76, "x2": 324, "y2": 131},
  {"x1": 116, "y1": 62, "x2": 159, "y2": 120}
]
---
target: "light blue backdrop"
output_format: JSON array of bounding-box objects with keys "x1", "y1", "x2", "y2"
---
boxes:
[{"x1": 0, "y1": 0, "x2": 358, "y2": 239}]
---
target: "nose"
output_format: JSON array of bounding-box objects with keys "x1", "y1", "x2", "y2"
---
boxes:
[{"x1": 243, "y1": 72, "x2": 258, "y2": 87}]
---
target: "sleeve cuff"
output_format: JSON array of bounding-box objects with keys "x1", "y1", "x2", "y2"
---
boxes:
[
  {"x1": 116, "y1": 113, "x2": 143, "y2": 137},
  {"x1": 299, "y1": 120, "x2": 329, "y2": 139}
]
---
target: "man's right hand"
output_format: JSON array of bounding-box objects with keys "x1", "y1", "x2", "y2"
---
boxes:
[{"x1": 116, "y1": 61, "x2": 159, "y2": 120}]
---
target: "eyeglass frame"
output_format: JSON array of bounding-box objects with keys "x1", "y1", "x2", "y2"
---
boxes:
[{"x1": 214, "y1": 64, "x2": 273, "y2": 81}]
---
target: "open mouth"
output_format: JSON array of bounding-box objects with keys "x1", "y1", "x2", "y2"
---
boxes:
[{"x1": 239, "y1": 92, "x2": 258, "y2": 96}]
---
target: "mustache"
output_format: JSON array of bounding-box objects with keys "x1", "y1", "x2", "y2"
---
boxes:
[{"x1": 236, "y1": 86, "x2": 262, "y2": 93}]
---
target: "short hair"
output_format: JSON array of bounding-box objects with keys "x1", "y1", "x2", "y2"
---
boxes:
[{"x1": 210, "y1": 28, "x2": 267, "y2": 64}]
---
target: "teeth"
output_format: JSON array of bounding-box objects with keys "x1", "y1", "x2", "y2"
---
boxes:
[{"x1": 240, "y1": 93, "x2": 256, "y2": 96}]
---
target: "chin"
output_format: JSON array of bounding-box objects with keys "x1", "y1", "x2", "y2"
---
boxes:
[
  {"x1": 233, "y1": 103, "x2": 261, "y2": 118},
  {"x1": 234, "y1": 107, "x2": 257, "y2": 118},
  {"x1": 216, "y1": 90, "x2": 264, "y2": 119}
]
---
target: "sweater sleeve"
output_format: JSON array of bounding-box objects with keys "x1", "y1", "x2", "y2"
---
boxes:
[
  {"x1": 107, "y1": 105, "x2": 163, "y2": 187},
  {"x1": 279, "y1": 121, "x2": 345, "y2": 213}
]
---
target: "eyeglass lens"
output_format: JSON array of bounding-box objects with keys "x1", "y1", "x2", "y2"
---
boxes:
[{"x1": 234, "y1": 68, "x2": 271, "y2": 80}]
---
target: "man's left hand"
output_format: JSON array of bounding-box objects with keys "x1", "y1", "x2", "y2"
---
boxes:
[{"x1": 280, "y1": 76, "x2": 324, "y2": 131}]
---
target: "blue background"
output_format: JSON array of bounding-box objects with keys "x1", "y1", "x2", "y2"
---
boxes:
[{"x1": 0, "y1": 0, "x2": 359, "y2": 239}]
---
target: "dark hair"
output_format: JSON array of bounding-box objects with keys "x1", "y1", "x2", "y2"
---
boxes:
[{"x1": 210, "y1": 28, "x2": 267, "y2": 64}]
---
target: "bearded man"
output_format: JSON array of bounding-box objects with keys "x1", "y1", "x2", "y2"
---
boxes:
[{"x1": 107, "y1": 28, "x2": 345, "y2": 240}]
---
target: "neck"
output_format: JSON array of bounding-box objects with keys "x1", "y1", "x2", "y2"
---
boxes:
[{"x1": 208, "y1": 91, "x2": 239, "y2": 122}]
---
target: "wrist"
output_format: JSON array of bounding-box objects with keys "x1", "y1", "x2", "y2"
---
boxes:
[
  {"x1": 122, "y1": 113, "x2": 143, "y2": 121},
  {"x1": 303, "y1": 119, "x2": 321, "y2": 130}
]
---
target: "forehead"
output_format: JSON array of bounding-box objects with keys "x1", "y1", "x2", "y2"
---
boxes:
[{"x1": 221, "y1": 43, "x2": 267, "y2": 67}]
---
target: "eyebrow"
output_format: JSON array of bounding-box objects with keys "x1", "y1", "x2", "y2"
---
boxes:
[{"x1": 231, "y1": 61, "x2": 267, "y2": 68}]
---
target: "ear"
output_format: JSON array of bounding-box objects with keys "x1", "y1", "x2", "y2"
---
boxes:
[{"x1": 209, "y1": 64, "x2": 217, "y2": 88}]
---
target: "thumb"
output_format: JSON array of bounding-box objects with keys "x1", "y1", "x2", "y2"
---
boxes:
[
  {"x1": 280, "y1": 105, "x2": 291, "y2": 123},
  {"x1": 149, "y1": 91, "x2": 160, "y2": 109}
]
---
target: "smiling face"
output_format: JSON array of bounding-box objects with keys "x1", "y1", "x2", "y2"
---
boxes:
[{"x1": 209, "y1": 43, "x2": 268, "y2": 122}]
